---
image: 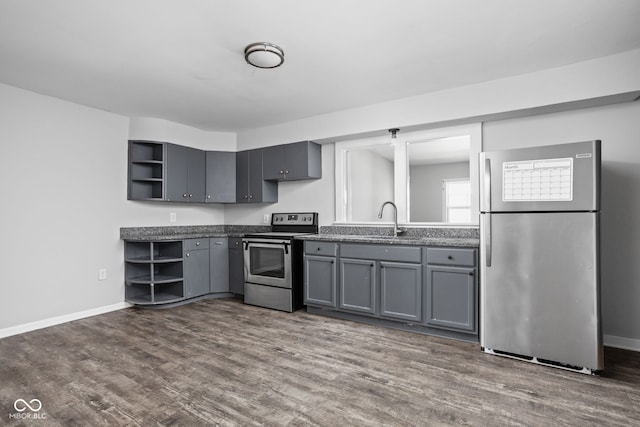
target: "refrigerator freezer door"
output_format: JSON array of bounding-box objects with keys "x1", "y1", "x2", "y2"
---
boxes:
[
  {"x1": 479, "y1": 140, "x2": 600, "y2": 213},
  {"x1": 480, "y1": 212, "x2": 602, "y2": 370}
]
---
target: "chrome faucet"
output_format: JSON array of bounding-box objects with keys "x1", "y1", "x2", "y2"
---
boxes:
[{"x1": 377, "y1": 201, "x2": 404, "y2": 237}]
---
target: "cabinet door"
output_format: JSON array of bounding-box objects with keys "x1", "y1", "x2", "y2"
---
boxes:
[
  {"x1": 235, "y1": 150, "x2": 250, "y2": 202},
  {"x1": 166, "y1": 144, "x2": 205, "y2": 202},
  {"x1": 210, "y1": 238, "x2": 229, "y2": 293},
  {"x1": 424, "y1": 265, "x2": 476, "y2": 333},
  {"x1": 285, "y1": 141, "x2": 321, "y2": 180},
  {"x1": 380, "y1": 261, "x2": 422, "y2": 322},
  {"x1": 205, "y1": 151, "x2": 236, "y2": 203},
  {"x1": 186, "y1": 147, "x2": 206, "y2": 202},
  {"x1": 340, "y1": 258, "x2": 376, "y2": 314},
  {"x1": 165, "y1": 143, "x2": 189, "y2": 202},
  {"x1": 304, "y1": 255, "x2": 337, "y2": 308},
  {"x1": 184, "y1": 248, "x2": 210, "y2": 298},
  {"x1": 228, "y1": 238, "x2": 244, "y2": 295},
  {"x1": 262, "y1": 145, "x2": 285, "y2": 180}
]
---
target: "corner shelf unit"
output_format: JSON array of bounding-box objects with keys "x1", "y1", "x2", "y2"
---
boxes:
[
  {"x1": 125, "y1": 240, "x2": 184, "y2": 305},
  {"x1": 128, "y1": 141, "x2": 166, "y2": 201}
]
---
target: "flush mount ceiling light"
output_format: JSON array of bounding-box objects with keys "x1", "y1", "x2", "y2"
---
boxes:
[{"x1": 244, "y1": 42, "x2": 284, "y2": 69}]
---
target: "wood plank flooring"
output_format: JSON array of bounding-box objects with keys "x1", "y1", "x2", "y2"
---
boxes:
[{"x1": 1, "y1": 297, "x2": 639, "y2": 426}]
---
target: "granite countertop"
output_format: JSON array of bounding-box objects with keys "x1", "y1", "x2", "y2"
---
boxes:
[
  {"x1": 296, "y1": 233, "x2": 479, "y2": 248},
  {"x1": 120, "y1": 225, "x2": 271, "y2": 241},
  {"x1": 120, "y1": 224, "x2": 479, "y2": 247},
  {"x1": 297, "y1": 225, "x2": 479, "y2": 248}
]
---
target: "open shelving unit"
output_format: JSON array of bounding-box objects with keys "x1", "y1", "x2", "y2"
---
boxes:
[
  {"x1": 125, "y1": 240, "x2": 184, "y2": 305},
  {"x1": 128, "y1": 141, "x2": 166, "y2": 201}
]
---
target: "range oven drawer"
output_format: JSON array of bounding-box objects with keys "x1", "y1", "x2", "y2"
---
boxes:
[{"x1": 244, "y1": 283, "x2": 293, "y2": 312}]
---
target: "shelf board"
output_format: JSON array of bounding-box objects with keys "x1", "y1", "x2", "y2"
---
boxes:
[
  {"x1": 132, "y1": 178, "x2": 163, "y2": 182},
  {"x1": 126, "y1": 293, "x2": 183, "y2": 305},
  {"x1": 153, "y1": 256, "x2": 183, "y2": 263},
  {"x1": 132, "y1": 160, "x2": 163, "y2": 165},
  {"x1": 126, "y1": 274, "x2": 183, "y2": 285},
  {"x1": 124, "y1": 256, "x2": 181, "y2": 263}
]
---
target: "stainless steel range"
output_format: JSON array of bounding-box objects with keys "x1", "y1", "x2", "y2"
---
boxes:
[{"x1": 243, "y1": 212, "x2": 318, "y2": 312}]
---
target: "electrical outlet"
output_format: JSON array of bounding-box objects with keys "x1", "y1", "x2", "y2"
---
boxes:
[
  {"x1": 98, "y1": 269, "x2": 107, "y2": 281},
  {"x1": 169, "y1": 212, "x2": 177, "y2": 222},
  {"x1": 263, "y1": 214, "x2": 270, "y2": 224}
]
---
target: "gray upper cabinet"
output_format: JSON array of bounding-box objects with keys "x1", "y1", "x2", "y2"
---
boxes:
[
  {"x1": 236, "y1": 149, "x2": 278, "y2": 203},
  {"x1": 205, "y1": 151, "x2": 236, "y2": 203},
  {"x1": 262, "y1": 141, "x2": 322, "y2": 181},
  {"x1": 128, "y1": 140, "x2": 166, "y2": 201},
  {"x1": 166, "y1": 143, "x2": 206, "y2": 203}
]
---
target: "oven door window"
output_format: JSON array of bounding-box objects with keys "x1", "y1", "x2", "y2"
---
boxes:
[{"x1": 249, "y1": 246, "x2": 285, "y2": 278}]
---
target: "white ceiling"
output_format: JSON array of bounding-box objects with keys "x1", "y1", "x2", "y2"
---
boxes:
[{"x1": 1, "y1": 0, "x2": 639, "y2": 132}]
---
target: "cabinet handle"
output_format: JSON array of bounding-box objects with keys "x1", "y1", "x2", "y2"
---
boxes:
[
  {"x1": 448, "y1": 255, "x2": 453, "y2": 260},
  {"x1": 279, "y1": 170, "x2": 284, "y2": 174},
  {"x1": 196, "y1": 242, "x2": 200, "y2": 246},
  {"x1": 183, "y1": 193, "x2": 188, "y2": 198},
  {"x1": 189, "y1": 194, "x2": 193, "y2": 198},
  {"x1": 285, "y1": 170, "x2": 289, "y2": 174},
  {"x1": 244, "y1": 195, "x2": 249, "y2": 199},
  {"x1": 207, "y1": 195, "x2": 211, "y2": 199},
  {"x1": 186, "y1": 252, "x2": 190, "y2": 257},
  {"x1": 249, "y1": 195, "x2": 253, "y2": 199},
  {"x1": 468, "y1": 272, "x2": 474, "y2": 276}
]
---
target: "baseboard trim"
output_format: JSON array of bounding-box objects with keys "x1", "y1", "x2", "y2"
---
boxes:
[
  {"x1": 0, "y1": 302, "x2": 132, "y2": 339},
  {"x1": 604, "y1": 334, "x2": 640, "y2": 352}
]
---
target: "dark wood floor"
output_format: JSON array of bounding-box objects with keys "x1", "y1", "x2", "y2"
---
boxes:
[{"x1": 1, "y1": 298, "x2": 639, "y2": 426}]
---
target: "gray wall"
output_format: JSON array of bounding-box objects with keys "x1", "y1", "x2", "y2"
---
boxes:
[
  {"x1": 483, "y1": 101, "x2": 640, "y2": 346},
  {"x1": 410, "y1": 161, "x2": 469, "y2": 222},
  {"x1": 350, "y1": 149, "x2": 394, "y2": 222}
]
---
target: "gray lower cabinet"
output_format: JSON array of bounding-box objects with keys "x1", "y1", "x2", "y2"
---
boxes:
[
  {"x1": 303, "y1": 241, "x2": 478, "y2": 342},
  {"x1": 304, "y1": 241, "x2": 338, "y2": 307},
  {"x1": 184, "y1": 238, "x2": 210, "y2": 299},
  {"x1": 125, "y1": 240, "x2": 184, "y2": 305},
  {"x1": 228, "y1": 237, "x2": 244, "y2": 295},
  {"x1": 210, "y1": 237, "x2": 229, "y2": 293},
  {"x1": 424, "y1": 248, "x2": 478, "y2": 333},
  {"x1": 380, "y1": 261, "x2": 422, "y2": 322},
  {"x1": 340, "y1": 258, "x2": 377, "y2": 314}
]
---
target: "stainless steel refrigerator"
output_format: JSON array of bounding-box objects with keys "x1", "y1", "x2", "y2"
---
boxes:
[{"x1": 479, "y1": 140, "x2": 603, "y2": 374}]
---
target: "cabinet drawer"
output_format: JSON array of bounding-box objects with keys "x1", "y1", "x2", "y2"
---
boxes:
[
  {"x1": 185, "y1": 238, "x2": 210, "y2": 250},
  {"x1": 305, "y1": 241, "x2": 338, "y2": 256},
  {"x1": 427, "y1": 248, "x2": 476, "y2": 267},
  {"x1": 341, "y1": 244, "x2": 421, "y2": 263}
]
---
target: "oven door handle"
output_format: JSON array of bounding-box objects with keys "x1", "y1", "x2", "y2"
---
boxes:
[{"x1": 243, "y1": 240, "x2": 290, "y2": 254}]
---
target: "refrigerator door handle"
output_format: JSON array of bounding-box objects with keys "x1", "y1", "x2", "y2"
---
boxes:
[
  {"x1": 484, "y1": 214, "x2": 492, "y2": 267},
  {"x1": 482, "y1": 158, "x2": 491, "y2": 212}
]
